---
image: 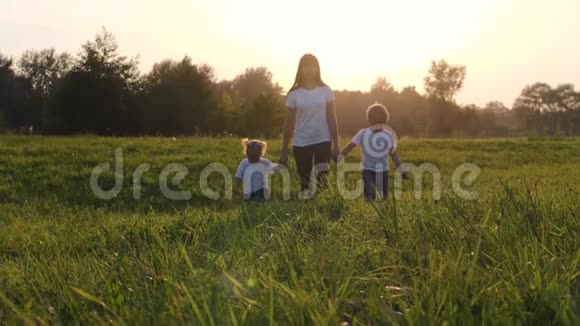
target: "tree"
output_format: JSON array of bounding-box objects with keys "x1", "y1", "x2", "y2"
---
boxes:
[
  {"x1": 334, "y1": 90, "x2": 371, "y2": 136},
  {"x1": 396, "y1": 86, "x2": 430, "y2": 136},
  {"x1": 77, "y1": 28, "x2": 140, "y2": 90},
  {"x1": 228, "y1": 67, "x2": 283, "y2": 135},
  {"x1": 18, "y1": 48, "x2": 73, "y2": 97},
  {"x1": 426, "y1": 98, "x2": 461, "y2": 137},
  {"x1": 461, "y1": 104, "x2": 483, "y2": 137},
  {"x1": 423, "y1": 59, "x2": 466, "y2": 102},
  {"x1": 47, "y1": 28, "x2": 140, "y2": 135},
  {"x1": 231, "y1": 67, "x2": 282, "y2": 107},
  {"x1": 0, "y1": 54, "x2": 17, "y2": 126},
  {"x1": 484, "y1": 101, "x2": 508, "y2": 112},
  {"x1": 0, "y1": 54, "x2": 11, "y2": 71},
  {"x1": 400, "y1": 86, "x2": 419, "y2": 96},
  {"x1": 0, "y1": 111, "x2": 6, "y2": 129},
  {"x1": 554, "y1": 84, "x2": 580, "y2": 135},
  {"x1": 479, "y1": 107, "x2": 497, "y2": 136},
  {"x1": 245, "y1": 93, "x2": 284, "y2": 138},
  {"x1": 513, "y1": 83, "x2": 556, "y2": 135},
  {"x1": 18, "y1": 49, "x2": 74, "y2": 131},
  {"x1": 0, "y1": 53, "x2": 36, "y2": 128},
  {"x1": 421, "y1": 60, "x2": 468, "y2": 136},
  {"x1": 370, "y1": 76, "x2": 395, "y2": 99},
  {"x1": 214, "y1": 80, "x2": 240, "y2": 135},
  {"x1": 140, "y1": 56, "x2": 217, "y2": 136}
]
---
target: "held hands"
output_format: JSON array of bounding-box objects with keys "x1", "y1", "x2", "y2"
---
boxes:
[
  {"x1": 278, "y1": 149, "x2": 289, "y2": 167},
  {"x1": 331, "y1": 143, "x2": 340, "y2": 163}
]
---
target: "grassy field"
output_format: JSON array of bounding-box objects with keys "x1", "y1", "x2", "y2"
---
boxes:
[{"x1": 0, "y1": 136, "x2": 579, "y2": 325}]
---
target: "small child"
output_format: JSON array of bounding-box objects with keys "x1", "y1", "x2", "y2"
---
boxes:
[
  {"x1": 236, "y1": 139, "x2": 281, "y2": 201},
  {"x1": 340, "y1": 103, "x2": 409, "y2": 201}
]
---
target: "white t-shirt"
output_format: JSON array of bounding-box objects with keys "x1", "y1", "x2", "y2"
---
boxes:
[
  {"x1": 286, "y1": 85, "x2": 335, "y2": 147},
  {"x1": 235, "y1": 158, "x2": 275, "y2": 196},
  {"x1": 352, "y1": 128, "x2": 397, "y2": 172}
]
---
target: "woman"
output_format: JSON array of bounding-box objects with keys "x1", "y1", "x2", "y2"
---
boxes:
[{"x1": 279, "y1": 54, "x2": 340, "y2": 195}]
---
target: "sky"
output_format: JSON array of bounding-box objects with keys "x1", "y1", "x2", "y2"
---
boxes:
[{"x1": 2, "y1": 0, "x2": 580, "y2": 106}]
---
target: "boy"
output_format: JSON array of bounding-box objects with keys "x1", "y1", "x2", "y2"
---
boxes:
[{"x1": 340, "y1": 103, "x2": 409, "y2": 200}]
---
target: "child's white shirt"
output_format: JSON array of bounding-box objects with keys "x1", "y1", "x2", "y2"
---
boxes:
[
  {"x1": 235, "y1": 158, "x2": 277, "y2": 195},
  {"x1": 351, "y1": 127, "x2": 397, "y2": 172}
]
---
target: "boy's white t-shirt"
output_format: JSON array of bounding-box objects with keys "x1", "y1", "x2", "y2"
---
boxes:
[
  {"x1": 235, "y1": 158, "x2": 275, "y2": 195},
  {"x1": 352, "y1": 128, "x2": 397, "y2": 172},
  {"x1": 286, "y1": 85, "x2": 335, "y2": 147}
]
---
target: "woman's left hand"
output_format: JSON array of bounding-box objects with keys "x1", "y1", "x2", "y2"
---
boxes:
[{"x1": 331, "y1": 143, "x2": 340, "y2": 162}]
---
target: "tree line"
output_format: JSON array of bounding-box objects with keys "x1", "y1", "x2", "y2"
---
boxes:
[{"x1": 1, "y1": 28, "x2": 579, "y2": 137}]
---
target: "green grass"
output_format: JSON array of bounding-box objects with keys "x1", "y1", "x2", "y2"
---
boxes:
[{"x1": 0, "y1": 136, "x2": 579, "y2": 325}]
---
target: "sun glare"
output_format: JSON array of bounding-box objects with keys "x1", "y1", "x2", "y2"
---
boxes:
[{"x1": 221, "y1": 0, "x2": 492, "y2": 91}]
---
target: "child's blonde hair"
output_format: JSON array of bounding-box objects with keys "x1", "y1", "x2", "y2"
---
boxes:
[{"x1": 241, "y1": 138, "x2": 267, "y2": 163}]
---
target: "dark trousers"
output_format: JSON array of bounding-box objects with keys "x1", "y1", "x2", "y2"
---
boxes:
[
  {"x1": 245, "y1": 188, "x2": 265, "y2": 202},
  {"x1": 362, "y1": 170, "x2": 389, "y2": 200},
  {"x1": 293, "y1": 141, "x2": 332, "y2": 191}
]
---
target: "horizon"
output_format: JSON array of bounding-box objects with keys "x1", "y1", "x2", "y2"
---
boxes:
[{"x1": 2, "y1": 0, "x2": 580, "y2": 106}]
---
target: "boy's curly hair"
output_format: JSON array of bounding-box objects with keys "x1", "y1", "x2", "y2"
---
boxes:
[
  {"x1": 241, "y1": 138, "x2": 267, "y2": 163},
  {"x1": 366, "y1": 103, "x2": 390, "y2": 125}
]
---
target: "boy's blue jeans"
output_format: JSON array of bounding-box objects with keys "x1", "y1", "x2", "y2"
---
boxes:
[
  {"x1": 362, "y1": 170, "x2": 389, "y2": 200},
  {"x1": 245, "y1": 188, "x2": 265, "y2": 202}
]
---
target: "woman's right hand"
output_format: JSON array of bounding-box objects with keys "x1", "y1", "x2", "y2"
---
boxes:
[
  {"x1": 278, "y1": 149, "x2": 289, "y2": 167},
  {"x1": 279, "y1": 109, "x2": 295, "y2": 168}
]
